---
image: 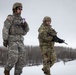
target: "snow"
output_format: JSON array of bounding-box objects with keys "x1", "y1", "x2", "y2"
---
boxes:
[{"x1": 0, "y1": 60, "x2": 76, "y2": 75}]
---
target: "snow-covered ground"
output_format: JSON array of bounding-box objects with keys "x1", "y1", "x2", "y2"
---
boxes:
[{"x1": 0, "y1": 60, "x2": 76, "y2": 75}]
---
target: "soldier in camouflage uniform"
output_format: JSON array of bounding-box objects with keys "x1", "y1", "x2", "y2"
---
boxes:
[
  {"x1": 2, "y1": 2, "x2": 29, "y2": 75},
  {"x1": 38, "y1": 16, "x2": 64, "y2": 75}
]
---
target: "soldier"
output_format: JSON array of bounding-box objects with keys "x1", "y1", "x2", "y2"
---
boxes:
[
  {"x1": 38, "y1": 16, "x2": 64, "y2": 75},
  {"x1": 2, "y1": 2, "x2": 29, "y2": 75}
]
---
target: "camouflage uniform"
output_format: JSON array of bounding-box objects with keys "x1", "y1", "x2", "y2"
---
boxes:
[
  {"x1": 38, "y1": 16, "x2": 57, "y2": 75},
  {"x1": 2, "y1": 2, "x2": 29, "y2": 75}
]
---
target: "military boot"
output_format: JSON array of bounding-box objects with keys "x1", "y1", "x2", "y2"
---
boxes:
[
  {"x1": 46, "y1": 70, "x2": 51, "y2": 75},
  {"x1": 4, "y1": 69, "x2": 10, "y2": 75},
  {"x1": 45, "y1": 71, "x2": 51, "y2": 75},
  {"x1": 42, "y1": 68, "x2": 51, "y2": 75},
  {"x1": 42, "y1": 68, "x2": 48, "y2": 74}
]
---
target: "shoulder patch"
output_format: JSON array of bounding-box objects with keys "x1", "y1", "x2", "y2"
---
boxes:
[
  {"x1": 6, "y1": 15, "x2": 13, "y2": 21},
  {"x1": 38, "y1": 28, "x2": 45, "y2": 34},
  {"x1": 40, "y1": 29, "x2": 44, "y2": 33}
]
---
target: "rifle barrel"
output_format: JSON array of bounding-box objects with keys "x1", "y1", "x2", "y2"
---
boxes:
[{"x1": 64, "y1": 42, "x2": 68, "y2": 45}]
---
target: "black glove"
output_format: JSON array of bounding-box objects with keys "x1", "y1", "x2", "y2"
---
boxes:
[
  {"x1": 3, "y1": 40, "x2": 8, "y2": 47},
  {"x1": 21, "y1": 22, "x2": 28, "y2": 30},
  {"x1": 52, "y1": 36, "x2": 58, "y2": 42}
]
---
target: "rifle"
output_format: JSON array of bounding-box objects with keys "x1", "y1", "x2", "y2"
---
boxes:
[
  {"x1": 63, "y1": 41, "x2": 68, "y2": 45},
  {"x1": 47, "y1": 32, "x2": 68, "y2": 45}
]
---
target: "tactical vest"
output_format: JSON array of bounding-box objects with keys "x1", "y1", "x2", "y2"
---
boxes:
[
  {"x1": 38, "y1": 24, "x2": 57, "y2": 46},
  {"x1": 9, "y1": 15, "x2": 24, "y2": 35}
]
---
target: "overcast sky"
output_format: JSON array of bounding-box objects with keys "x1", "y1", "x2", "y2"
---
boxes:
[{"x1": 0, "y1": 0, "x2": 76, "y2": 48}]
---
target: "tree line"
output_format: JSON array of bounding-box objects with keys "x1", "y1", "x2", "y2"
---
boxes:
[{"x1": 0, "y1": 46, "x2": 76, "y2": 66}]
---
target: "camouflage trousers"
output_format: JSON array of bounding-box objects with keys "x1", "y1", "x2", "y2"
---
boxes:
[
  {"x1": 40, "y1": 45, "x2": 56, "y2": 75},
  {"x1": 5, "y1": 41, "x2": 26, "y2": 75}
]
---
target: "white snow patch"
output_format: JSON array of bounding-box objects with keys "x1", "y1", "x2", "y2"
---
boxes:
[{"x1": 0, "y1": 60, "x2": 76, "y2": 75}]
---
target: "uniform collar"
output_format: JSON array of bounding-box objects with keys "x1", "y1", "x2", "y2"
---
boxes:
[
  {"x1": 42, "y1": 23, "x2": 52, "y2": 28},
  {"x1": 13, "y1": 13, "x2": 21, "y2": 17}
]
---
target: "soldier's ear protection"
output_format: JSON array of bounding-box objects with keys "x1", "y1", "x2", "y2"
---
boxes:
[{"x1": 13, "y1": 7, "x2": 17, "y2": 13}]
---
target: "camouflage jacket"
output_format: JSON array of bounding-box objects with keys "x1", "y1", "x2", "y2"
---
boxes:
[
  {"x1": 2, "y1": 14, "x2": 29, "y2": 42},
  {"x1": 38, "y1": 24, "x2": 57, "y2": 46}
]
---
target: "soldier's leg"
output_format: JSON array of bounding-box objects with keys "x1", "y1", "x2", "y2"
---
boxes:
[
  {"x1": 50, "y1": 51, "x2": 56, "y2": 67},
  {"x1": 48, "y1": 47, "x2": 56, "y2": 67},
  {"x1": 43, "y1": 47, "x2": 56, "y2": 75},
  {"x1": 40, "y1": 46, "x2": 51, "y2": 75},
  {"x1": 42, "y1": 60, "x2": 50, "y2": 75},
  {"x1": 4, "y1": 42, "x2": 18, "y2": 73},
  {"x1": 14, "y1": 42, "x2": 26, "y2": 75}
]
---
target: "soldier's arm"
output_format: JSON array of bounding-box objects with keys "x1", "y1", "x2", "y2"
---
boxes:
[
  {"x1": 21, "y1": 21, "x2": 29, "y2": 35},
  {"x1": 47, "y1": 31, "x2": 65, "y2": 43},
  {"x1": 2, "y1": 15, "x2": 13, "y2": 40}
]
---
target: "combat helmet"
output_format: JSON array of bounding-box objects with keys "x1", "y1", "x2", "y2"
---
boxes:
[
  {"x1": 12, "y1": 2, "x2": 22, "y2": 10},
  {"x1": 43, "y1": 16, "x2": 51, "y2": 22}
]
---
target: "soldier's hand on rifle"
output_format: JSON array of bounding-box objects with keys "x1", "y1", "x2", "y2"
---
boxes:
[
  {"x1": 3, "y1": 40, "x2": 8, "y2": 47},
  {"x1": 47, "y1": 32, "x2": 68, "y2": 45},
  {"x1": 52, "y1": 35, "x2": 65, "y2": 43}
]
